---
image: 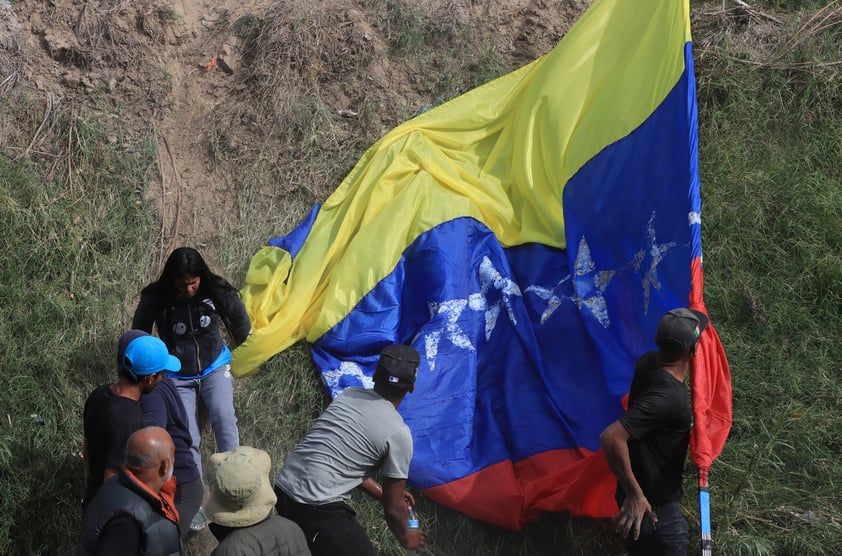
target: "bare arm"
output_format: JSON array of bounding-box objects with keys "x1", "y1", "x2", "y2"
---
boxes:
[
  {"x1": 359, "y1": 477, "x2": 383, "y2": 501},
  {"x1": 381, "y1": 476, "x2": 424, "y2": 550},
  {"x1": 599, "y1": 420, "x2": 656, "y2": 540},
  {"x1": 360, "y1": 476, "x2": 417, "y2": 507}
]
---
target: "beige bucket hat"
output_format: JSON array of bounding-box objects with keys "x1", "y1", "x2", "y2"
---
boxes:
[{"x1": 205, "y1": 446, "x2": 278, "y2": 528}]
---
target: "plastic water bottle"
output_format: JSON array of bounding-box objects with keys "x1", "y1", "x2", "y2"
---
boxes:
[{"x1": 406, "y1": 505, "x2": 419, "y2": 555}]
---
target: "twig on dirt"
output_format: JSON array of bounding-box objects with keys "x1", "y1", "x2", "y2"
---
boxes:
[
  {"x1": 25, "y1": 92, "x2": 56, "y2": 157},
  {"x1": 732, "y1": 513, "x2": 789, "y2": 531},
  {"x1": 74, "y1": 4, "x2": 88, "y2": 38},
  {"x1": 731, "y1": 0, "x2": 784, "y2": 25},
  {"x1": 3, "y1": 146, "x2": 60, "y2": 157},
  {"x1": 67, "y1": 106, "x2": 74, "y2": 195},
  {"x1": 105, "y1": 0, "x2": 127, "y2": 14},
  {"x1": 160, "y1": 133, "x2": 182, "y2": 269},
  {"x1": 794, "y1": 2, "x2": 838, "y2": 35},
  {"x1": 696, "y1": 48, "x2": 842, "y2": 73},
  {"x1": 157, "y1": 133, "x2": 167, "y2": 259}
]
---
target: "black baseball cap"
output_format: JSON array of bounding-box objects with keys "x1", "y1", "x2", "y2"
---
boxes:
[
  {"x1": 655, "y1": 308, "x2": 709, "y2": 353},
  {"x1": 373, "y1": 344, "x2": 420, "y2": 390}
]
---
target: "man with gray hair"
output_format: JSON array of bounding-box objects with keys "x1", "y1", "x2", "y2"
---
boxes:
[{"x1": 77, "y1": 426, "x2": 181, "y2": 555}]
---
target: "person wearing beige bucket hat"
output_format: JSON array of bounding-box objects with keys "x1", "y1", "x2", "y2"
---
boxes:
[{"x1": 205, "y1": 446, "x2": 310, "y2": 555}]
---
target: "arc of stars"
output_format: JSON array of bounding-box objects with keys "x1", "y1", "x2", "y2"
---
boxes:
[{"x1": 334, "y1": 209, "x2": 689, "y2": 378}]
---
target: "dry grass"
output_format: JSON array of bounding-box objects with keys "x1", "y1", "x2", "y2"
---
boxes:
[
  {"x1": 693, "y1": 1, "x2": 842, "y2": 72},
  {"x1": 245, "y1": 4, "x2": 379, "y2": 129}
]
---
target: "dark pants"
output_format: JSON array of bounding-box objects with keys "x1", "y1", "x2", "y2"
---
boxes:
[
  {"x1": 625, "y1": 501, "x2": 689, "y2": 556},
  {"x1": 275, "y1": 486, "x2": 377, "y2": 556},
  {"x1": 175, "y1": 478, "x2": 204, "y2": 540}
]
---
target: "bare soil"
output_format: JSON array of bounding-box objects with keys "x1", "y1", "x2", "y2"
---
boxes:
[{"x1": 2, "y1": 0, "x2": 587, "y2": 269}]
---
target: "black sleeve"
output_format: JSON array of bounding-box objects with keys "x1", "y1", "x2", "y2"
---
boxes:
[
  {"x1": 215, "y1": 283, "x2": 251, "y2": 347},
  {"x1": 97, "y1": 515, "x2": 142, "y2": 556},
  {"x1": 131, "y1": 287, "x2": 159, "y2": 334},
  {"x1": 619, "y1": 387, "x2": 674, "y2": 440}
]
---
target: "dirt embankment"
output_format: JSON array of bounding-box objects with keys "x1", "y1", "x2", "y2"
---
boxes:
[{"x1": 2, "y1": 0, "x2": 585, "y2": 271}]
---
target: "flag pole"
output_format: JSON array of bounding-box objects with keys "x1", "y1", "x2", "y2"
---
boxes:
[{"x1": 698, "y1": 466, "x2": 712, "y2": 556}]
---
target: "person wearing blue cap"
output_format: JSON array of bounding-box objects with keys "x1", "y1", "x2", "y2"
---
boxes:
[
  {"x1": 137, "y1": 333, "x2": 204, "y2": 541},
  {"x1": 81, "y1": 332, "x2": 181, "y2": 511},
  {"x1": 600, "y1": 307, "x2": 710, "y2": 556}
]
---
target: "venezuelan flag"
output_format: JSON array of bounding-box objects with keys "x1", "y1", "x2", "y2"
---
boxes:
[{"x1": 233, "y1": 0, "x2": 731, "y2": 530}]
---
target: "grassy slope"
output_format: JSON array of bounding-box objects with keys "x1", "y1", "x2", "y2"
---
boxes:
[
  {"x1": 694, "y1": 4, "x2": 842, "y2": 553},
  {"x1": 1, "y1": 1, "x2": 840, "y2": 554}
]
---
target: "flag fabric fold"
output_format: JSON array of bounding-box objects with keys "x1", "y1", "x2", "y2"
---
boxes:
[{"x1": 233, "y1": 0, "x2": 731, "y2": 531}]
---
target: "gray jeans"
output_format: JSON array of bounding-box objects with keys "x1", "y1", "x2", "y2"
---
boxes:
[{"x1": 174, "y1": 364, "x2": 239, "y2": 479}]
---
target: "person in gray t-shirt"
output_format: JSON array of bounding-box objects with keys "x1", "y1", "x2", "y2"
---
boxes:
[{"x1": 275, "y1": 344, "x2": 426, "y2": 556}]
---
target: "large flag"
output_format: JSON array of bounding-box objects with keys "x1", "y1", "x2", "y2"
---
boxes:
[{"x1": 233, "y1": 0, "x2": 732, "y2": 531}]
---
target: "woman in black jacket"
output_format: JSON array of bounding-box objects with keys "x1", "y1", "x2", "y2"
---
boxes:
[{"x1": 132, "y1": 247, "x2": 251, "y2": 530}]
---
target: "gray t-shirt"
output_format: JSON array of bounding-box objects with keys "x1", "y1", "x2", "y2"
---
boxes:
[{"x1": 276, "y1": 388, "x2": 413, "y2": 505}]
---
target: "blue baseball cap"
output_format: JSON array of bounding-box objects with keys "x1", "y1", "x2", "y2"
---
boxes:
[{"x1": 122, "y1": 335, "x2": 181, "y2": 376}]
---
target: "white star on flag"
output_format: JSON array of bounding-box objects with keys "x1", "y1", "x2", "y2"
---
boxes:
[
  {"x1": 424, "y1": 298, "x2": 474, "y2": 371},
  {"x1": 572, "y1": 237, "x2": 615, "y2": 327},
  {"x1": 322, "y1": 361, "x2": 373, "y2": 397},
  {"x1": 422, "y1": 257, "x2": 523, "y2": 370},
  {"x1": 469, "y1": 257, "x2": 522, "y2": 340},
  {"x1": 525, "y1": 275, "x2": 572, "y2": 324},
  {"x1": 626, "y1": 211, "x2": 678, "y2": 313}
]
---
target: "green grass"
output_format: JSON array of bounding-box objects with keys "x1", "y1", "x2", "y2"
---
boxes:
[
  {"x1": 692, "y1": 4, "x2": 842, "y2": 554},
  {"x1": 157, "y1": 5, "x2": 179, "y2": 22},
  {"x1": 2, "y1": 1, "x2": 841, "y2": 554},
  {"x1": 0, "y1": 112, "x2": 159, "y2": 553}
]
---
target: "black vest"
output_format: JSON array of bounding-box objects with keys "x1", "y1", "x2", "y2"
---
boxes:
[{"x1": 77, "y1": 470, "x2": 180, "y2": 556}]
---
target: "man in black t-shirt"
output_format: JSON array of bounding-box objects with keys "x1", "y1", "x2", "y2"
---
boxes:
[
  {"x1": 600, "y1": 308, "x2": 709, "y2": 556},
  {"x1": 81, "y1": 332, "x2": 181, "y2": 510}
]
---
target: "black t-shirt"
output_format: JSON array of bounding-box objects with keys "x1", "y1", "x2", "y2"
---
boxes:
[
  {"x1": 618, "y1": 351, "x2": 692, "y2": 507},
  {"x1": 82, "y1": 385, "x2": 145, "y2": 505}
]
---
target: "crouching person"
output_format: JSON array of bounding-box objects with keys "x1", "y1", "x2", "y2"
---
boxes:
[
  {"x1": 77, "y1": 426, "x2": 181, "y2": 555},
  {"x1": 206, "y1": 446, "x2": 310, "y2": 556},
  {"x1": 274, "y1": 344, "x2": 426, "y2": 556}
]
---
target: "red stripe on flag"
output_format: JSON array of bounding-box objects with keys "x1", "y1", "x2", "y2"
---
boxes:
[{"x1": 423, "y1": 448, "x2": 618, "y2": 530}]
